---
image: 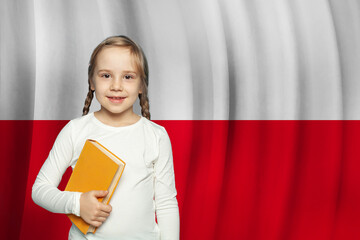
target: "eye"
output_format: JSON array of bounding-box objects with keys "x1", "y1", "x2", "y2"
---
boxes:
[
  {"x1": 101, "y1": 73, "x2": 111, "y2": 78},
  {"x1": 124, "y1": 74, "x2": 134, "y2": 80}
]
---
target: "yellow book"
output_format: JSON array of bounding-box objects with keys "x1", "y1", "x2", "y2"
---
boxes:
[{"x1": 64, "y1": 139, "x2": 125, "y2": 235}]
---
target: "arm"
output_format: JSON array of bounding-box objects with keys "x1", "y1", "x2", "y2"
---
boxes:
[
  {"x1": 154, "y1": 128, "x2": 180, "y2": 240},
  {"x1": 32, "y1": 121, "x2": 113, "y2": 227},
  {"x1": 31, "y1": 121, "x2": 82, "y2": 217}
]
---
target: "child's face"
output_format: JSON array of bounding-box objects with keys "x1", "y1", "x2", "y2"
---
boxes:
[{"x1": 91, "y1": 47, "x2": 142, "y2": 119}]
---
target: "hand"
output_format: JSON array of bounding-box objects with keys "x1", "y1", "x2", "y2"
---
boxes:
[{"x1": 80, "y1": 190, "x2": 112, "y2": 228}]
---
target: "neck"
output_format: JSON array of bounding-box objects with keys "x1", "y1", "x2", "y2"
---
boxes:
[{"x1": 94, "y1": 108, "x2": 141, "y2": 127}]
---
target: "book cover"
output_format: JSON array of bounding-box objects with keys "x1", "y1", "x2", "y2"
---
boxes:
[{"x1": 64, "y1": 139, "x2": 125, "y2": 235}]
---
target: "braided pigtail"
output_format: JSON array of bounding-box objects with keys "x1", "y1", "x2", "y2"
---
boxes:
[
  {"x1": 82, "y1": 62, "x2": 94, "y2": 116},
  {"x1": 139, "y1": 90, "x2": 150, "y2": 120},
  {"x1": 139, "y1": 45, "x2": 150, "y2": 120},
  {"x1": 83, "y1": 50, "x2": 97, "y2": 116},
  {"x1": 82, "y1": 84, "x2": 94, "y2": 116}
]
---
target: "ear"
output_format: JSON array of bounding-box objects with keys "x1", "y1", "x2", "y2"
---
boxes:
[{"x1": 90, "y1": 79, "x2": 95, "y2": 91}]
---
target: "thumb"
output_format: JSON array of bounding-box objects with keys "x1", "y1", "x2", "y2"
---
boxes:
[{"x1": 93, "y1": 190, "x2": 108, "y2": 197}]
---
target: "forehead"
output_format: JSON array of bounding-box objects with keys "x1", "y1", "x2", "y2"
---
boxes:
[{"x1": 95, "y1": 46, "x2": 137, "y2": 71}]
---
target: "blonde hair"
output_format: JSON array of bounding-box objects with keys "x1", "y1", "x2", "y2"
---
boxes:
[{"x1": 82, "y1": 35, "x2": 150, "y2": 120}]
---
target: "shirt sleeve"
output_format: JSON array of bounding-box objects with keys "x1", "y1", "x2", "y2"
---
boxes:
[
  {"x1": 31, "y1": 121, "x2": 82, "y2": 217},
  {"x1": 154, "y1": 128, "x2": 180, "y2": 240}
]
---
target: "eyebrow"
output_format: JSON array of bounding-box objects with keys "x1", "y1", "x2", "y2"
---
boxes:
[{"x1": 97, "y1": 69, "x2": 137, "y2": 74}]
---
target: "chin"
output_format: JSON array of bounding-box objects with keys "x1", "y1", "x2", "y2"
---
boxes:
[{"x1": 105, "y1": 107, "x2": 133, "y2": 115}]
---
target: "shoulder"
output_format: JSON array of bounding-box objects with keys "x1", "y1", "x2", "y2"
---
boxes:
[
  {"x1": 141, "y1": 118, "x2": 172, "y2": 155},
  {"x1": 65, "y1": 113, "x2": 96, "y2": 133},
  {"x1": 141, "y1": 117, "x2": 169, "y2": 140},
  {"x1": 69, "y1": 113, "x2": 94, "y2": 127},
  {"x1": 141, "y1": 118, "x2": 173, "y2": 162},
  {"x1": 58, "y1": 113, "x2": 95, "y2": 141}
]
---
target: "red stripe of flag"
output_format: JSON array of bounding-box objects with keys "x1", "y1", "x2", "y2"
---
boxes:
[{"x1": 1, "y1": 120, "x2": 360, "y2": 240}]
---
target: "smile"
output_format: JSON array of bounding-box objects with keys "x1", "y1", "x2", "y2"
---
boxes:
[{"x1": 107, "y1": 96, "x2": 126, "y2": 103}]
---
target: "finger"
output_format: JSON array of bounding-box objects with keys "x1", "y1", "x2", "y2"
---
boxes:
[
  {"x1": 93, "y1": 190, "x2": 108, "y2": 198},
  {"x1": 90, "y1": 221, "x2": 103, "y2": 228},
  {"x1": 96, "y1": 210, "x2": 110, "y2": 218},
  {"x1": 95, "y1": 216, "x2": 107, "y2": 223},
  {"x1": 99, "y1": 204, "x2": 112, "y2": 213}
]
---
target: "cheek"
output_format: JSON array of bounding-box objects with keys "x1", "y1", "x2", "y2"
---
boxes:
[
  {"x1": 93, "y1": 79, "x2": 109, "y2": 91},
  {"x1": 127, "y1": 81, "x2": 142, "y2": 94},
  {"x1": 94, "y1": 86, "x2": 109, "y2": 100},
  {"x1": 129, "y1": 88, "x2": 141, "y2": 98}
]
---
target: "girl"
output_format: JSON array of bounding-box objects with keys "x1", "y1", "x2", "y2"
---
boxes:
[{"x1": 32, "y1": 35, "x2": 180, "y2": 240}]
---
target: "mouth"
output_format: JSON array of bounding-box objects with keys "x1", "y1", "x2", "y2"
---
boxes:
[{"x1": 107, "y1": 96, "x2": 126, "y2": 103}]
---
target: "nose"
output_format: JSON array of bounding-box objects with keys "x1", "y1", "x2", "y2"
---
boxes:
[{"x1": 110, "y1": 77, "x2": 123, "y2": 91}]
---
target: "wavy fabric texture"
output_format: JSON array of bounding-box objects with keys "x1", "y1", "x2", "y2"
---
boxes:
[
  {"x1": 0, "y1": 0, "x2": 359, "y2": 120},
  {"x1": 1, "y1": 1, "x2": 360, "y2": 240}
]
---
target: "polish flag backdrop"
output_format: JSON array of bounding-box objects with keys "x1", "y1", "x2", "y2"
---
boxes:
[{"x1": 1, "y1": 1, "x2": 360, "y2": 240}]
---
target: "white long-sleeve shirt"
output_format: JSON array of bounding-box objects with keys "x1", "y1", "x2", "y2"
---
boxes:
[{"x1": 32, "y1": 113, "x2": 179, "y2": 240}]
